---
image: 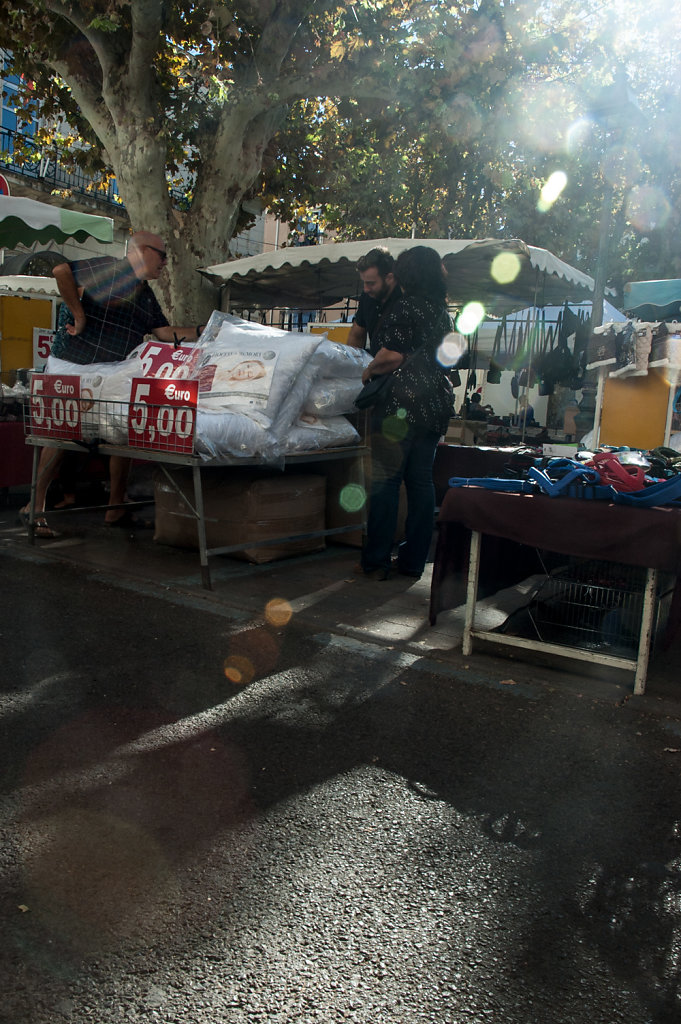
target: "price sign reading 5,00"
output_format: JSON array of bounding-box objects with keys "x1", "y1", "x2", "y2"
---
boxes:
[
  {"x1": 128, "y1": 377, "x2": 198, "y2": 454},
  {"x1": 30, "y1": 374, "x2": 82, "y2": 441}
]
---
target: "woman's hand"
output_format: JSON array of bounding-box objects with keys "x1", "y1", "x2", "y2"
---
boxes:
[{"x1": 362, "y1": 347, "x2": 404, "y2": 383}]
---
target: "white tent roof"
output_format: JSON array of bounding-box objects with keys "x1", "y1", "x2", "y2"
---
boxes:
[
  {"x1": 199, "y1": 237, "x2": 597, "y2": 315},
  {"x1": 0, "y1": 274, "x2": 59, "y2": 298}
]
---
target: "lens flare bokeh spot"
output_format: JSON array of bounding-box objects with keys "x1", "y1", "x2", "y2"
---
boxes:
[
  {"x1": 456, "y1": 302, "x2": 485, "y2": 335},
  {"x1": 627, "y1": 185, "x2": 671, "y2": 232},
  {"x1": 382, "y1": 414, "x2": 409, "y2": 442},
  {"x1": 491, "y1": 252, "x2": 521, "y2": 285},
  {"x1": 537, "y1": 171, "x2": 567, "y2": 212},
  {"x1": 438, "y1": 331, "x2": 467, "y2": 367},
  {"x1": 339, "y1": 483, "x2": 366, "y2": 513},
  {"x1": 223, "y1": 654, "x2": 255, "y2": 685},
  {"x1": 265, "y1": 597, "x2": 293, "y2": 627},
  {"x1": 224, "y1": 626, "x2": 281, "y2": 684}
]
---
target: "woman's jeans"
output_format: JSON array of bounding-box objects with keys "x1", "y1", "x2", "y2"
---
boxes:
[{"x1": 361, "y1": 414, "x2": 440, "y2": 574}]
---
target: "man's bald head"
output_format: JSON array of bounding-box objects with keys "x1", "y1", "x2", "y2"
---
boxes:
[{"x1": 127, "y1": 231, "x2": 167, "y2": 280}]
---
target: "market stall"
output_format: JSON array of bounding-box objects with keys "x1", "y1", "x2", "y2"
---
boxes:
[
  {"x1": 200, "y1": 235, "x2": 605, "y2": 461},
  {"x1": 23, "y1": 312, "x2": 371, "y2": 586},
  {"x1": 429, "y1": 486, "x2": 681, "y2": 694}
]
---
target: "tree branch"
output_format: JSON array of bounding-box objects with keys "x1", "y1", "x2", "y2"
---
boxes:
[
  {"x1": 253, "y1": 0, "x2": 334, "y2": 80},
  {"x1": 128, "y1": 0, "x2": 165, "y2": 99},
  {"x1": 43, "y1": 0, "x2": 117, "y2": 86}
]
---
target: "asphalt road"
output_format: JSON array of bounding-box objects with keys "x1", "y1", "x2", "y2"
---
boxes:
[{"x1": 2, "y1": 550, "x2": 681, "y2": 1024}]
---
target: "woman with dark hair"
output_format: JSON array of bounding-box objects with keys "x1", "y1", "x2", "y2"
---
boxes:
[{"x1": 359, "y1": 245, "x2": 454, "y2": 580}]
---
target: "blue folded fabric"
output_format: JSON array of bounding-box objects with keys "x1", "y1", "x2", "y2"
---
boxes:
[
  {"x1": 612, "y1": 474, "x2": 681, "y2": 507},
  {"x1": 447, "y1": 476, "x2": 536, "y2": 494},
  {"x1": 527, "y1": 465, "x2": 606, "y2": 497}
]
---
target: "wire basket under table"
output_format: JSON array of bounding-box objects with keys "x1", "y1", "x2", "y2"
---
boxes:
[{"x1": 526, "y1": 558, "x2": 675, "y2": 655}]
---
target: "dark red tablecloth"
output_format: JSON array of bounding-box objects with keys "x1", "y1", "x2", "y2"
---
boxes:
[
  {"x1": 433, "y1": 444, "x2": 524, "y2": 504},
  {"x1": 0, "y1": 421, "x2": 33, "y2": 488},
  {"x1": 429, "y1": 487, "x2": 681, "y2": 629}
]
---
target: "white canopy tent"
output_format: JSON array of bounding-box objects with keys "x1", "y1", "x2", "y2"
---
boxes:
[
  {"x1": 0, "y1": 274, "x2": 59, "y2": 299},
  {"x1": 199, "y1": 237, "x2": 598, "y2": 317}
]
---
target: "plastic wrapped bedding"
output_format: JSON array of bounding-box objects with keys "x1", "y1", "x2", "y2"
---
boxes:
[
  {"x1": 185, "y1": 313, "x2": 324, "y2": 426},
  {"x1": 194, "y1": 409, "x2": 275, "y2": 461},
  {"x1": 284, "y1": 415, "x2": 360, "y2": 454},
  {"x1": 40, "y1": 313, "x2": 366, "y2": 461},
  {"x1": 308, "y1": 338, "x2": 371, "y2": 379},
  {"x1": 45, "y1": 352, "x2": 142, "y2": 442},
  {"x1": 303, "y1": 378, "x2": 363, "y2": 417}
]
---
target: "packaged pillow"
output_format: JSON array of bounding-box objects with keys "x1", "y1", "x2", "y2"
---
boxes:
[
  {"x1": 194, "y1": 409, "x2": 279, "y2": 462},
  {"x1": 284, "y1": 414, "x2": 360, "y2": 453},
  {"x1": 304, "y1": 378, "x2": 364, "y2": 417},
  {"x1": 186, "y1": 318, "x2": 323, "y2": 424},
  {"x1": 45, "y1": 353, "x2": 143, "y2": 441},
  {"x1": 310, "y1": 338, "x2": 371, "y2": 378}
]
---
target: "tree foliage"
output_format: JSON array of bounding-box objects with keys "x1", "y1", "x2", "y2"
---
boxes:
[
  {"x1": 1, "y1": 0, "x2": 509, "y2": 317},
  {"x1": 0, "y1": 0, "x2": 679, "y2": 319},
  {"x1": 264, "y1": 0, "x2": 681, "y2": 302}
]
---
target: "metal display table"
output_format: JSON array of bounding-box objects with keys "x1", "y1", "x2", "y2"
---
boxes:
[
  {"x1": 23, "y1": 371, "x2": 367, "y2": 589},
  {"x1": 429, "y1": 488, "x2": 681, "y2": 694},
  {"x1": 24, "y1": 436, "x2": 367, "y2": 590}
]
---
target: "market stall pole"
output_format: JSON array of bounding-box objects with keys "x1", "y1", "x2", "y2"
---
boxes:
[{"x1": 23, "y1": 373, "x2": 368, "y2": 589}]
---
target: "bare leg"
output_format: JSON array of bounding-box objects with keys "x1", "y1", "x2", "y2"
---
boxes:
[
  {"x1": 21, "y1": 446, "x2": 65, "y2": 516},
  {"x1": 104, "y1": 455, "x2": 131, "y2": 523}
]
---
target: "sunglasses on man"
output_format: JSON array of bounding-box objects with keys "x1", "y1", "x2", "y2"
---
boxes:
[{"x1": 146, "y1": 244, "x2": 167, "y2": 262}]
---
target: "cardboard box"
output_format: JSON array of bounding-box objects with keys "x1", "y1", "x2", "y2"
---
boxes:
[
  {"x1": 154, "y1": 469, "x2": 326, "y2": 563},
  {"x1": 321, "y1": 453, "x2": 367, "y2": 548}
]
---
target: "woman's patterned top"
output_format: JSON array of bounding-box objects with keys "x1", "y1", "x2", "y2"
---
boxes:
[{"x1": 377, "y1": 294, "x2": 454, "y2": 435}]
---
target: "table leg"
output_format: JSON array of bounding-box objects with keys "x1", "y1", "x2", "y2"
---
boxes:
[
  {"x1": 192, "y1": 463, "x2": 212, "y2": 590},
  {"x1": 633, "y1": 567, "x2": 657, "y2": 696},
  {"x1": 462, "y1": 529, "x2": 481, "y2": 656}
]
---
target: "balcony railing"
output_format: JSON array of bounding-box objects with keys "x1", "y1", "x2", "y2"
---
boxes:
[
  {"x1": 0, "y1": 127, "x2": 189, "y2": 211},
  {"x1": 1, "y1": 126, "x2": 122, "y2": 207}
]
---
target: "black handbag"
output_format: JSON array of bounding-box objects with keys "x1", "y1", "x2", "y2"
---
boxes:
[
  {"x1": 354, "y1": 372, "x2": 393, "y2": 410},
  {"x1": 353, "y1": 341, "x2": 428, "y2": 411}
]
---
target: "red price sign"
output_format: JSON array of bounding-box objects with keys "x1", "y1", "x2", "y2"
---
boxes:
[
  {"x1": 128, "y1": 377, "x2": 198, "y2": 454},
  {"x1": 29, "y1": 374, "x2": 82, "y2": 440},
  {"x1": 33, "y1": 328, "x2": 55, "y2": 366},
  {"x1": 135, "y1": 341, "x2": 195, "y2": 378}
]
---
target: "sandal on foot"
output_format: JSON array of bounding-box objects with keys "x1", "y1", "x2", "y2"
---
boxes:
[{"x1": 34, "y1": 518, "x2": 57, "y2": 539}]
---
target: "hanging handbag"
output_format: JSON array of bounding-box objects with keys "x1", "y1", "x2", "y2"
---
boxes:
[
  {"x1": 354, "y1": 372, "x2": 394, "y2": 410},
  {"x1": 354, "y1": 338, "x2": 431, "y2": 411}
]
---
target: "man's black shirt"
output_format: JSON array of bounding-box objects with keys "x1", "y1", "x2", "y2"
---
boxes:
[{"x1": 353, "y1": 287, "x2": 403, "y2": 356}]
